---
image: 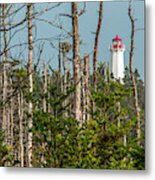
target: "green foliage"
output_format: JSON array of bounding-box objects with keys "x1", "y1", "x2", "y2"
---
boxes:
[
  {"x1": 0, "y1": 63, "x2": 145, "y2": 169},
  {"x1": 31, "y1": 64, "x2": 145, "y2": 169},
  {"x1": 32, "y1": 111, "x2": 79, "y2": 168},
  {"x1": 0, "y1": 131, "x2": 14, "y2": 166}
]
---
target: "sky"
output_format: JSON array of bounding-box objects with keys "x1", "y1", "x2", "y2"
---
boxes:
[{"x1": 3, "y1": 0, "x2": 145, "y2": 79}]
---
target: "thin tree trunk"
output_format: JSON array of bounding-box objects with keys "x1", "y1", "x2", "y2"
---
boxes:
[
  {"x1": 62, "y1": 50, "x2": 67, "y2": 117},
  {"x1": 58, "y1": 41, "x2": 62, "y2": 92},
  {"x1": 2, "y1": 4, "x2": 8, "y2": 145},
  {"x1": 62, "y1": 51, "x2": 66, "y2": 96},
  {"x1": 43, "y1": 63, "x2": 47, "y2": 113},
  {"x1": 72, "y1": 2, "x2": 81, "y2": 121},
  {"x1": 0, "y1": 4, "x2": 2, "y2": 98},
  {"x1": 81, "y1": 58, "x2": 85, "y2": 122},
  {"x1": 10, "y1": 80, "x2": 14, "y2": 148},
  {"x1": 41, "y1": 64, "x2": 47, "y2": 166},
  {"x1": 67, "y1": 65, "x2": 71, "y2": 116},
  {"x1": 47, "y1": 74, "x2": 51, "y2": 113},
  {"x1": 116, "y1": 101, "x2": 127, "y2": 146},
  {"x1": 128, "y1": 4, "x2": 141, "y2": 144},
  {"x1": 84, "y1": 55, "x2": 90, "y2": 121},
  {"x1": 18, "y1": 90, "x2": 24, "y2": 167},
  {"x1": 93, "y1": 1, "x2": 103, "y2": 91},
  {"x1": 27, "y1": 3, "x2": 33, "y2": 167},
  {"x1": 6, "y1": 77, "x2": 13, "y2": 150}
]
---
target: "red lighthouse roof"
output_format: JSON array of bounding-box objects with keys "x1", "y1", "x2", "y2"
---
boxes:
[{"x1": 112, "y1": 34, "x2": 122, "y2": 42}]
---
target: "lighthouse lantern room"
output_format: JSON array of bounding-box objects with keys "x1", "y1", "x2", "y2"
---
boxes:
[{"x1": 110, "y1": 35, "x2": 125, "y2": 83}]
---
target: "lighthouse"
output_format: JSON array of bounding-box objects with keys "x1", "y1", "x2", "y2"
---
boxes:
[{"x1": 110, "y1": 35, "x2": 125, "y2": 83}]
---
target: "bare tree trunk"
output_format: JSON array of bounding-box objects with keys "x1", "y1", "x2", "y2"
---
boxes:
[
  {"x1": 116, "y1": 101, "x2": 127, "y2": 146},
  {"x1": 18, "y1": 90, "x2": 24, "y2": 167},
  {"x1": 62, "y1": 50, "x2": 67, "y2": 95},
  {"x1": 58, "y1": 41, "x2": 62, "y2": 92},
  {"x1": 93, "y1": 1, "x2": 103, "y2": 91},
  {"x1": 128, "y1": 4, "x2": 141, "y2": 144},
  {"x1": 2, "y1": 4, "x2": 8, "y2": 145},
  {"x1": 0, "y1": 5, "x2": 3, "y2": 130},
  {"x1": 72, "y1": 2, "x2": 81, "y2": 121},
  {"x1": 62, "y1": 50, "x2": 67, "y2": 117},
  {"x1": 41, "y1": 63, "x2": 47, "y2": 166},
  {"x1": 81, "y1": 58, "x2": 85, "y2": 122},
  {"x1": 83, "y1": 55, "x2": 90, "y2": 122},
  {"x1": 43, "y1": 63, "x2": 47, "y2": 113},
  {"x1": 47, "y1": 74, "x2": 51, "y2": 113},
  {"x1": 27, "y1": 3, "x2": 33, "y2": 167},
  {"x1": 67, "y1": 65, "x2": 71, "y2": 116},
  {"x1": 10, "y1": 78, "x2": 14, "y2": 148}
]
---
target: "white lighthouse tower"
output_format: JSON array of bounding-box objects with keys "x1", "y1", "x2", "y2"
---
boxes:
[{"x1": 110, "y1": 35, "x2": 125, "y2": 83}]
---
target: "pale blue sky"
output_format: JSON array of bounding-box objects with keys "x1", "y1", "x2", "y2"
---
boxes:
[{"x1": 8, "y1": 0, "x2": 145, "y2": 79}]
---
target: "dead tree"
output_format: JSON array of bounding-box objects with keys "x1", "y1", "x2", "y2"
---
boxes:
[
  {"x1": 1, "y1": 4, "x2": 8, "y2": 145},
  {"x1": 0, "y1": 5, "x2": 2, "y2": 99},
  {"x1": 9, "y1": 77, "x2": 14, "y2": 153},
  {"x1": 41, "y1": 63, "x2": 47, "y2": 165},
  {"x1": 61, "y1": 42, "x2": 72, "y2": 117},
  {"x1": 116, "y1": 101, "x2": 127, "y2": 146},
  {"x1": 72, "y1": 2, "x2": 81, "y2": 121},
  {"x1": 18, "y1": 89, "x2": 24, "y2": 167},
  {"x1": 81, "y1": 57, "x2": 85, "y2": 122},
  {"x1": 93, "y1": 1, "x2": 103, "y2": 91},
  {"x1": 27, "y1": 3, "x2": 33, "y2": 167},
  {"x1": 83, "y1": 55, "x2": 90, "y2": 122},
  {"x1": 128, "y1": 3, "x2": 141, "y2": 144},
  {"x1": 67, "y1": 65, "x2": 72, "y2": 116},
  {"x1": 47, "y1": 73, "x2": 51, "y2": 113},
  {"x1": 58, "y1": 41, "x2": 62, "y2": 92},
  {"x1": 61, "y1": 42, "x2": 69, "y2": 117},
  {"x1": 43, "y1": 63, "x2": 47, "y2": 113}
]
